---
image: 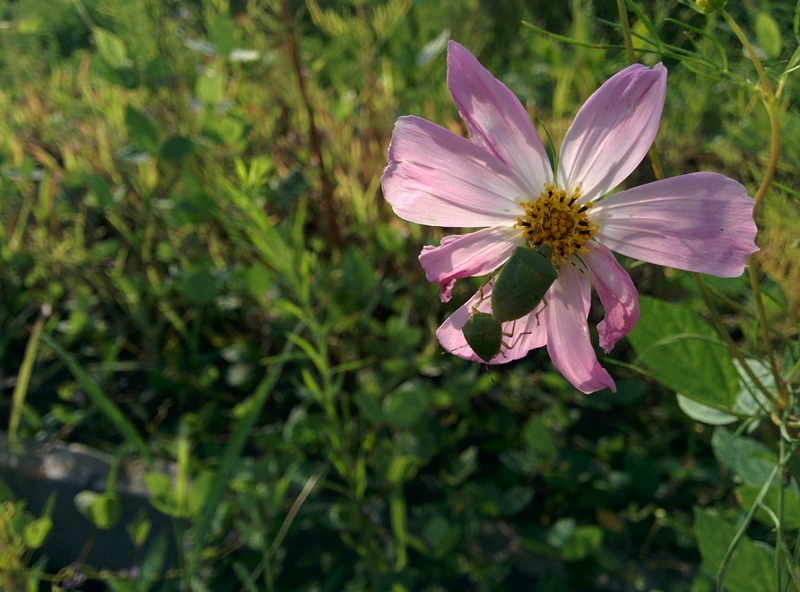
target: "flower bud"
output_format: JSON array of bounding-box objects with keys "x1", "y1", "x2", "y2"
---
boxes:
[{"x1": 696, "y1": 0, "x2": 727, "y2": 14}]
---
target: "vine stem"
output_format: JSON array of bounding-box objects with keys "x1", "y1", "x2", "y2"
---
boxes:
[
  {"x1": 613, "y1": 4, "x2": 782, "y2": 406},
  {"x1": 720, "y1": 8, "x2": 786, "y2": 404},
  {"x1": 280, "y1": 0, "x2": 343, "y2": 253}
]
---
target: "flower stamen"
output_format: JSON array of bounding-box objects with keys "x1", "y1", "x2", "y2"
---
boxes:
[{"x1": 516, "y1": 184, "x2": 599, "y2": 263}]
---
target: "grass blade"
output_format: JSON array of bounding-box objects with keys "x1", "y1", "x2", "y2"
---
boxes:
[{"x1": 41, "y1": 333, "x2": 153, "y2": 466}]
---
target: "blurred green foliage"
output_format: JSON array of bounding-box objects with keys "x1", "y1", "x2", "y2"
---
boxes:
[{"x1": 0, "y1": 0, "x2": 798, "y2": 590}]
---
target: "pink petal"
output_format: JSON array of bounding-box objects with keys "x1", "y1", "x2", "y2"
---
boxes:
[
  {"x1": 381, "y1": 116, "x2": 524, "y2": 227},
  {"x1": 419, "y1": 226, "x2": 521, "y2": 302},
  {"x1": 436, "y1": 282, "x2": 547, "y2": 364},
  {"x1": 559, "y1": 63, "x2": 667, "y2": 202},
  {"x1": 447, "y1": 41, "x2": 553, "y2": 195},
  {"x1": 543, "y1": 263, "x2": 616, "y2": 393},
  {"x1": 590, "y1": 172, "x2": 758, "y2": 277},
  {"x1": 581, "y1": 243, "x2": 639, "y2": 353}
]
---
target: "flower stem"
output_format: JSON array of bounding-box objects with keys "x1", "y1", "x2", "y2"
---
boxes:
[{"x1": 615, "y1": 0, "x2": 637, "y2": 65}]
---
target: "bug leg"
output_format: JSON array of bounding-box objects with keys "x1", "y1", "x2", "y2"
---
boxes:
[
  {"x1": 534, "y1": 297, "x2": 548, "y2": 326},
  {"x1": 496, "y1": 319, "x2": 535, "y2": 360}
]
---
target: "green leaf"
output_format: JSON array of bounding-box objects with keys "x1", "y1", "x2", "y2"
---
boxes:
[
  {"x1": 74, "y1": 491, "x2": 121, "y2": 529},
  {"x1": 93, "y1": 27, "x2": 129, "y2": 68},
  {"x1": 523, "y1": 415, "x2": 558, "y2": 462},
  {"x1": 160, "y1": 135, "x2": 194, "y2": 161},
  {"x1": 187, "y1": 471, "x2": 215, "y2": 517},
  {"x1": 210, "y1": 14, "x2": 237, "y2": 56},
  {"x1": 547, "y1": 518, "x2": 603, "y2": 561},
  {"x1": 383, "y1": 381, "x2": 429, "y2": 429},
  {"x1": 23, "y1": 516, "x2": 52, "y2": 549},
  {"x1": 243, "y1": 263, "x2": 273, "y2": 302},
  {"x1": 676, "y1": 394, "x2": 737, "y2": 425},
  {"x1": 180, "y1": 270, "x2": 222, "y2": 305},
  {"x1": 125, "y1": 107, "x2": 160, "y2": 153},
  {"x1": 754, "y1": 12, "x2": 782, "y2": 59},
  {"x1": 712, "y1": 427, "x2": 778, "y2": 486},
  {"x1": 562, "y1": 526, "x2": 603, "y2": 561},
  {"x1": 627, "y1": 296, "x2": 739, "y2": 408},
  {"x1": 42, "y1": 334, "x2": 153, "y2": 466},
  {"x1": 196, "y1": 72, "x2": 226, "y2": 104},
  {"x1": 417, "y1": 28, "x2": 450, "y2": 66},
  {"x1": 694, "y1": 509, "x2": 776, "y2": 592},
  {"x1": 736, "y1": 484, "x2": 800, "y2": 530},
  {"x1": 423, "y1": 515, "x2": 459, "y2": 556},
  {"x1": 678, "y1": 358, "x2": 774, "y2": 425},
  {"x1": 499, "y1": 486, "x2": 534, "y2": 517},
  {"x1": 145, "y1": 471, "x2": 179, "y2": 517},
  {"x1": 140, "y1": 531, "x2": 167, "y2": 584},
  {"x1": 126, "y1": 510, "x2": 152, "y2": 548},
  {"x1": 355, "y1": 392, "x2": 383, "y2": 425}
]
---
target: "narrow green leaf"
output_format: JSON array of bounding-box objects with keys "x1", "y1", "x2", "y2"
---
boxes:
[
  {"x1": 9, "y1": 313, "x2": 45, "y2": 452},
  {"x1": 754, "y1": 12, "x2": 782, "y2": 59},
  {"x1": 186, "y1": 334, "x2": 296, "y2": 574},
  {"x1": 42, "y1": 334, "x2": 152, "y2": 465}
]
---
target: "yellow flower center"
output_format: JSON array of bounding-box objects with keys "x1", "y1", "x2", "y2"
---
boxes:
[{"x1": 516, "y1": 184, "x2": 599, "y2": 264}]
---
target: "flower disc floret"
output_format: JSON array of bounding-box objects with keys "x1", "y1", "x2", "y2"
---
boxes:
[{"x1": 516, "y1": 184, "x2": 599, "y2": 264}]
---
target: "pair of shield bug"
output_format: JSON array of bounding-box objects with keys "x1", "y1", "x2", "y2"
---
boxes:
[{"x1": 461, "y1": 244, "x2": 558, "y2": 362}]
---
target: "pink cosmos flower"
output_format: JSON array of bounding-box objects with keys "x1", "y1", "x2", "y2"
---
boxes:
[{"x1": 380, "y1": 41, "x2": 758, "y2": 394}]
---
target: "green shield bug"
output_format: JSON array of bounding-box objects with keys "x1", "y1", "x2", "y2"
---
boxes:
[
  {"x1": 461, "y1": 311, "x2": 503, "y2": 362},
  {"x1": 461, "y1": 311, "x2": 535, "y2": 363},
  {"x1": 459, "y1": 244, "x2": 556, "y2": 362},
  {"x1": 490, "y1": 244, "x2": 557, "y2": 323}
]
